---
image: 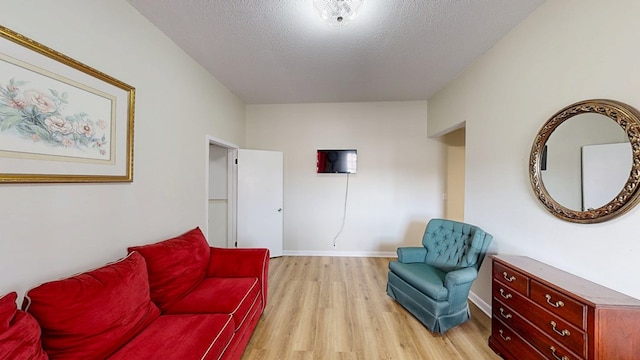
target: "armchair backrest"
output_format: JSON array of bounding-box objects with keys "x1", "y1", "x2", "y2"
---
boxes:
[{"x1": 422, "y1": 218, "x2": 493, "y2": 272}]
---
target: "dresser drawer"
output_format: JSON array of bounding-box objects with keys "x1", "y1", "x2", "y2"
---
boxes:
[
  {"x1": 494, "y1": 297, "x2": 586, "y2": 358},
  {"x1": 530, "y1": 279, "x2": 586, "y2": 329},
  {"x1": 493, "y1": 299, "x2": 582, "y2": 360},
  {"x1": 528, "y1": 333, "x2": 582, "y2": 360},
  {"x1": 493, "y1": 261, "x2": 529, "y2": 296},
  {"x1": 517, "y1": 300, "x2": 586, "y2": 357},
  {"x1": 492, "y1": 279, "x2": 530, "y2": 310},
  {"x1": 491, "y1": 318, "x2": 544, "y2": 360}
]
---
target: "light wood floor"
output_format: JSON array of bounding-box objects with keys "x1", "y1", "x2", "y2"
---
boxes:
[{"x1": 242, "y1": 256, "x2": 501, "y2": 360}]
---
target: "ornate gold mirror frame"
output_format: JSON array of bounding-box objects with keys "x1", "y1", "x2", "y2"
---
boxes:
[{"x1": 530, "y1": 99, "x2": 640, "y2": 223}]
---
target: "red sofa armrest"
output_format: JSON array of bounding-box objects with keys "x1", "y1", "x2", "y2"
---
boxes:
[{"x1": 207, "y1": 247, "x2": 270, "y2": 307}]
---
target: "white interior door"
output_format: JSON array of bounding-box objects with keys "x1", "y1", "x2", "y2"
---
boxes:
[{"x1": 237, "y1": 149, "x2": 283, "y2": 257}]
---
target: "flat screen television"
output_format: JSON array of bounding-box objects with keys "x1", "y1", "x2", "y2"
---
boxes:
[{"x1": 317, "y1": 149, "x2": 357, "y2": 174}]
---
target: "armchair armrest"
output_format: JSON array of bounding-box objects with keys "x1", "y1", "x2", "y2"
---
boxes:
[
  {"x1": 208, "y1": 247, "x2": 270, "y2": 306},
  {"x1": 444, "y1": 267, "x2": 478, "y2": 311},
  {"x1": 397, "y1": 247, "x2": 427, "y2": 263},
  {"x1": 444, "y1": 267, "x2": 478, "y2": 288}
]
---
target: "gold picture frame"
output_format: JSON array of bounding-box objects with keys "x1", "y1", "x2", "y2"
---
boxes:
[
  {"x1": 0, "y1": 25, "x2": 134, "y2": 183},
  {"x1": 529, "y1": 99, "x2": 640, "y2": 223}
]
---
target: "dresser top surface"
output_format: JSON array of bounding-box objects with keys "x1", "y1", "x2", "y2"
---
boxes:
[{"x1": 493, "y1": 255, "x2": 640, "y2": 307}]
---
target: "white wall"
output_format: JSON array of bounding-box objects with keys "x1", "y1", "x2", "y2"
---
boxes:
[
  {"x1": 0, "y1": 0, "x2": 245, "y2": 298},
  {"x1": 246, "y1": 101, "x2": 444, "y2": 255},
  {"x1": 428, "y1": 0, "x2": 640, "y2": 305}
]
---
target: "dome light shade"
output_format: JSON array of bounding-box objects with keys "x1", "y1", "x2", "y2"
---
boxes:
[{"x1": 313, "y1": 0, "x2": 363, "y2": 27}]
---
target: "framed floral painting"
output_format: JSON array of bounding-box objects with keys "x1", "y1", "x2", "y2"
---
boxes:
[{"x1": 0, "y1": 25, "x2": 134, "y2": 183}]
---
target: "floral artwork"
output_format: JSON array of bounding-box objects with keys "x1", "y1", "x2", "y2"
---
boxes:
[
  {"x1": 0, "y1": 71, "x2": 113, "y2": 162},
  {"x1": 0, "y1": 24, "x2": 133, "y2": 183}
]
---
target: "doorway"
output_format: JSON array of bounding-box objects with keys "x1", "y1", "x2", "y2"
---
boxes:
[
  {"x1": 206, "y1": 136, "x2": 284, "y2": 256},
  {"x1": 206, "y1": 137, "x2": 238, "y2": 248}
]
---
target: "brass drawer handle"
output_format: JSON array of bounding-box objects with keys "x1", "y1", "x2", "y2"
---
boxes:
[
  {"x1": 499, "y1": 329, "x2": 511, "y2": 342},
  {"x1": 550, "y1": 346, "x2": 569, "y2": 360},
  {"x1": 545, "y1": 294, "x2": 565, "y2": 308},
  {"x1": 499, "y1": 288, "x2": 513, "y2": 300},
  {"x1": 502, "y1": 272, "x2": 516, "y2": 282},
  {"x1": 551, "y1": 321, "x2": 570, "y2": 336},
  {"x1": 499, "y1": 307, "x2": 512, "y2": 319}
]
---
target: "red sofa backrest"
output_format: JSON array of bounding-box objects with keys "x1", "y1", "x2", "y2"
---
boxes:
[{"x1": 23, "y1": 252, "x2": 160, "y2": 359}]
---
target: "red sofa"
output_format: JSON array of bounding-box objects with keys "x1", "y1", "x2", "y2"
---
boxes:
[{"x1": 0, "y1": 227, "x2": 269, "y2": 360}]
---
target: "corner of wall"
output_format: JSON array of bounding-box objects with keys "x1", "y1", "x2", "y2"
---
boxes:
[{"x1": 468, "y1": 290, "x2": 491, "y2": 318}]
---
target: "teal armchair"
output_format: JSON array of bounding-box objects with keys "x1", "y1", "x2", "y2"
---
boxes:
[{"x1": 386, "y1": 218, "x2": 493, "y2": 333}]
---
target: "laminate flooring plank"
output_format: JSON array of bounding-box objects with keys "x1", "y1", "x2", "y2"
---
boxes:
[{"x1": 242, "y1": 256, "x2": 500, "y2": 360}]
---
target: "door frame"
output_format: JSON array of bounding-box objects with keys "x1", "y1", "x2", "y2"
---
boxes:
[{"x1": 205, "y1": 135, "x2": 238, "y2": 247}]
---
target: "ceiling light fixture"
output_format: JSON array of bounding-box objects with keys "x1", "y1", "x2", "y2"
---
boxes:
[{"x1": 313, "y1": 0, "x2": 363, "y2": 27}]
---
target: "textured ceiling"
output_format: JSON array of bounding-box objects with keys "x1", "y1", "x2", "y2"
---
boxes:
[{"x1": 127, "y1": 0, "x2": 544, "y2": 104}]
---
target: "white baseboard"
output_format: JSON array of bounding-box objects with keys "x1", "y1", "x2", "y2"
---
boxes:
[
  {"x1": 282, "y1": 250, "x2": 397, "y2": 258},
  {"x1": 468, "y1": 290, "x2": 491, "y2": 317}
]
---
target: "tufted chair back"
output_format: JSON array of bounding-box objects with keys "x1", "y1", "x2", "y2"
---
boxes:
[{"x1": 422, "y1": 218, "x2": 492, "y2": 272}]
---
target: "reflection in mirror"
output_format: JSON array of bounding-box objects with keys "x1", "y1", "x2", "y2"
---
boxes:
[
  {"x1": 542, "y1": 113, "x2": 630, "y2": 211},
  {"x1": 530, "y1": 99, "x2": 640, "y2": 223},
  {"x1": 582, "y1": 142, "x2": 632, "y2": 210}
]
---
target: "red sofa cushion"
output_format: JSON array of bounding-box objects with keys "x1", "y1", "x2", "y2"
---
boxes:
[
  {"x1": 208, "y1": 247, "x2": 270, "y2": 311},
  {"x1": 0, "y1": 292, "x2": 17, "y2": 331},
  {"x1": 107, "y1": 314, "x2": 234, "y2": 360},
  {"x1": 166, "y1": 277, "x2": 260, "y2": 332},
  {"x1": 128, "y1": 227, "x2": 210, "y2": 311},
  {"x1": 24, "y1": 252, "x2": 160, "y2": 359},
  {"x1": 0, "y1": 292, "x2": 48, "y2": 360}
]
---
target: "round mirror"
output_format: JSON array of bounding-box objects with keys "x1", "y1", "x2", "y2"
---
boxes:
[{"x1": 530, "y1": 99, "x2": 640, "y2": 223}]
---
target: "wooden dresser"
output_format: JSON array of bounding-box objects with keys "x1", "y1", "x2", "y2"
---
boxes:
[{"x1": 488, "y1": 255, "x2": 640, "y2": 360}]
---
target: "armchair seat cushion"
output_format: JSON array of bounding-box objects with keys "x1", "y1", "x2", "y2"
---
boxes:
[
  {"x1": 165, "y1": 277, "x2": 261, "y2": 332},
  {"x1": 388, "y1": 262, "x2": 447, "y2": 301}
]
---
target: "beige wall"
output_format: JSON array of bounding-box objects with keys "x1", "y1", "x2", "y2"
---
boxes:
[
  {"x1": 442, "y1": 127, "x2": 465, "y2": 221},
  {"x1": 0, "y1": 0, "x2": 245, "y2": 298},
  {"x1": 428, "y1": 0, "x2": 640, "y2": 307},
  {"x1": 246, "y1": 101, "x2": 445, "y2": 255}
]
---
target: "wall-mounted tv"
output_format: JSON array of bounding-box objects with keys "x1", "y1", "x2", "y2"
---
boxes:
[{"x1": 317, "y1": 149, "x2": 357, "y2": 174}]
